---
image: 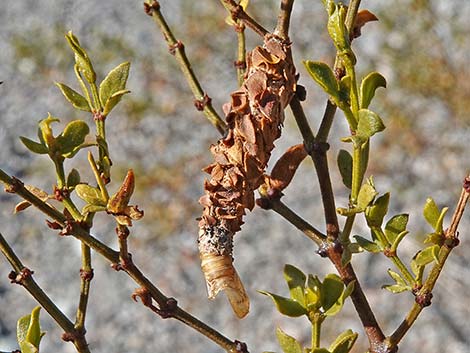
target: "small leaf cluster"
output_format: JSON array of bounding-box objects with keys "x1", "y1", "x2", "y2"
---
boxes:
[
  {"x1": 17, "y1": 32, "x2": 141, "y2": 227},
  {"x1": 20, "y1": 114, "x2": 90, "y2": 162},
  {"x1": 57, "y1": 31, "x2": 130, "y2": 117},
  {"x1": 304, "y1": 2, "x2": 386, "y2": 140},
  {"x1": 337, "y1": 178, "x2": 449, "y2": 293},
  {"x1": 75, "y1": 167, "x2": 143, "y2": 225},
  {"x1": 17, "y1": 306, "x2": 45, "y2": 353},
  {"x1": 260, "y1": 265, "x2": 357, "y2": 353}
]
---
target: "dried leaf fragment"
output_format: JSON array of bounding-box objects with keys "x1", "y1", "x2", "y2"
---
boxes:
[
  {"x1": 267, "y1": 144, "x2": 308, "y2": 191},
  {"x1": 352, "y1": 10, "x2": 378, "y2": 39}
]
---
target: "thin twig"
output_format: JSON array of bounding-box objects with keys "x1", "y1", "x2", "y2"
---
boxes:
[
  {"x1": 116, "y1": 224, "x2": 131, "y2": 266},
  {"x1": 387, "y1": 177, "x2": 470, "y2": 349},
  {"x1": 144, "y1": 1, "x2": 227, "y2": 135},
  {"x1": 290, "y1": 97, "x2": 339, "y2": 240},
  {"x1": 275, "y1": 0, "x2": 295, "y2": 40},
  {"x1": 0, "y1": 169, "x2": 242, "y2": 353},
  {"x1": 75, "y1": 243, "x2": 92, "y2": 333},
  {"x1": 235, "y1": 24, "x2": 247, "y2": 87},
  {"x1": 0, "y1": 233, "x2": 91, "y2": 353},
  {"x1": 219, "y1": 0, "x2": 269, "y2": 37},
  {"x1": 345, "y1": 0, "x2": 362, "y2": 35},
  {"x1": 269, "y1": 198, "x2": 327, "y2": 245}
]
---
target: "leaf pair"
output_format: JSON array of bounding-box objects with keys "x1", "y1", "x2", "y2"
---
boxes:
[
  {"x1": 20, "y1": 115, "x2": 90, "y2": 159},
  {"x1": 57, "y1": 31, "x2": 130, "y2": 116},
  {"x1": 408, "y1": 198, "x2": 448, "y2": 283},
  {"x1": 56, "y1": 61, "x2": 130, "y2": 116},
  {"x1": 259, "y1": 265, "x2": 353, "y2": 318}
]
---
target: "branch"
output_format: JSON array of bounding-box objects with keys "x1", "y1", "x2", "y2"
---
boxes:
[
  {"x1": 290, "y1": 96, "x2": 387, "y2": 352},
  {"x1": 0, "y1": 169, "x2": 244, "y2": 353},
  {"x1": 219, "y1": 0, "x2": 269, "y2": 37},
  {"x1": 288, "y1": 1, "x2": 388, "y2": 346},
  {"x1": 75, "y1": 243, "x2": 92, "y2": 333},
  {"x1": 345, "y1": 0, "x2": 362, "y2": 35},
  {"x1": 275, "y1": 0, "x2": 295, "y2": 40},
  {"x1": 258, "y1": 196, "x2": 327, "y2": 245},
  {"x1": 0, "y1": 233, "x2": 91, "y2": 353},
  {"x1": 144, "y1": 1, "x2": 227, "y2": 135},
  {"x1": 387, "y1": 176, "x2": 470, "y2": 349},
  {"x1": 289, "y1": 97, "x2": 339, "y2": 240},
  {"x1": 235, "y1": 24, "x2": 247, "y2": 87}
]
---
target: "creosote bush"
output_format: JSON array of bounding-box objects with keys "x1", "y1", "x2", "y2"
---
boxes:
[{"x1": 0, "y1": 1, "x2": 469, "y2": 353}]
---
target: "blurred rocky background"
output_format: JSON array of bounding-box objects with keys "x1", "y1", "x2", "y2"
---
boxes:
[{"x1": 0, "y1": 1, "x2": 469, "y2": 352}]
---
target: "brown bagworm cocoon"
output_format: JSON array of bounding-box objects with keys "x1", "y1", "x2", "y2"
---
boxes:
[{"x1": 198, "y1": 34, "x2": 296, "y2": 318}]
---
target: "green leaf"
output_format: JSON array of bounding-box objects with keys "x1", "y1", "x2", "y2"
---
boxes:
[
  {"x1": 387, "y1": 269, "x2": 408, "y2": 287},
  {"x1": 320, "y1": 274, "x2": 343, "y2": 313},
  {"x1": 337, "y1": 150, "x2": 352, "y2": 189},
  {"x1": 414, "y1": 245, "x2": 440, "y2": 266},
  {"x1": 303, "y1": 61, "x2": 339, "y2": 100},
  {"x1": 283, "y1": 264, "x2": 306, "y2": 307},
  {"x1": 329, "y1": 329, "x2": 358, "y2": 353},
  {"x1": 26, "y1": 306, "x2": 42, "y2": 348},
  {"x1": 435, "y1": 207, "x2": 448, "y2": 234},
  {"x1": 365, "y1": 193, "x2": 390, "y2": 227},
  {"x1": 410, "y1": 258, "x2": 424, "y2": 281},
  {"x1": 360, "y1": 72, "x2": 386, "y2": 109},
  {"x1": 102, "y1": 89, "x2": 131, "y2": 116},
  {"x1": 17, "y1": 306, "x2": 44, "y2": 353},
  {"x1": 353, "y1": 235, "x2": 381, "y2": 253},
  {"x1": 276, "y1": 327, "x2": 303, "y2": 353},
  {"x1": 390, "y1": 231, "x2": 409, "y2": 252},
  {"x1": 382, "y1": 284, "x2": 408, "y2": 294},
  {"x1": 56, "y1": 120, "x2": 90, "y2": 155},
  {"x1": 65, "y1": 31, "x2": 96, "y2": 84},
  {"x1": 306, "y1": 274, "x2": 321, "y2": 308},
  {"x1": 423, "y1": 232, "x2": 444, "y2": 245},
  {"x1": 99, "y1": 62, "x2": 130, "y2": 109},
  {"x1": 19, "y1": 137, "x2": 49, "y2": 154},
  {"x1": 324, "y1": 279, "x2": 354, "y2": 317},
  {"x1": 66, "y1": 168, "x2": 81, "y2": 188},
  {"x1": 17, "y1": 313, "x2": 30, "y2": 346},
  {"x1": 82, "y1": 204, "x2": 107, "y2": 214},
  {"x1": 357, "y1": 184, "x2": 377, "y2": 210},
  {"x1": 423, "y1": 198, "x2": 440, "y2": 230},
  {"x1": 75, "y1": 184, "x2": 106, "y2": 207},
  {"x1": 38, "y1": 114, "x2": 60, "y2": 147},
  {"x1": 384, "y1": 214, "x2": 409, "y2": 244},
  {"x1": 356, "y1": 109, "x2": 385, "y2": 140},
  {"x1": 326, "y1": 3, "x2": 350, "y2": 53},
  {"x1": 55, "y1": 82, "x2": 91, "y2": 111},
  {"x1": 259, "y1": 291, "x2": 307, "y2": 317},
  {"x1": 20, "y1": 342, "x2": 38, "y2": 353}
]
